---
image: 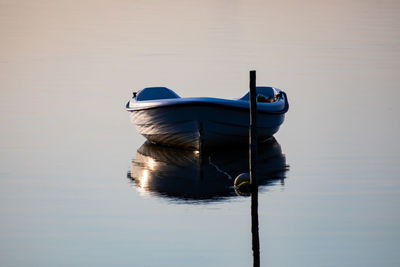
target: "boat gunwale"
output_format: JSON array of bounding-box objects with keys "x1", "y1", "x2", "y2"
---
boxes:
[{"x1": 126, "y1": 91, "x2": 289, "y2": 115}]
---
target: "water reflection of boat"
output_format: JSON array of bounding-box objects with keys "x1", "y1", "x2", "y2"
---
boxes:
[{"x1": 127, "y1": 137, "x2": 288, "y2": 202}]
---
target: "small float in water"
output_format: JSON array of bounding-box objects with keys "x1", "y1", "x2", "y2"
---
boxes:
[{"x1": 126, "y1": 86, "x2": 289, "y2": 150}]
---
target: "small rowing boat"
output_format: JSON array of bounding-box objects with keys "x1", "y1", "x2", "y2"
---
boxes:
[{"x1": 126, "y1": 86, "x2": 289, "y2": 149}]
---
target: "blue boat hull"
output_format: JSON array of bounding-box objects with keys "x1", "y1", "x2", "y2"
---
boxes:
[
  {"x1": 130, "y1": 104, "x2": 285, "y2": 150},
  {"x1": 126, "y1": 87, "x2": 289, "y2": 150}
]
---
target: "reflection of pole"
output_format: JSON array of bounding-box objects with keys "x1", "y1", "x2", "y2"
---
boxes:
[
  {"x1": 251, "y1": 186, "x2": 260, "y2": 267},
  {"x1": 249, "y1": 70, "x2": 260, "y2": 267}
]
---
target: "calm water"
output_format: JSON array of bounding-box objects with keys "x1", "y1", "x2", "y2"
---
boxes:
[{"x1": 1, "y1": 0, "x2": 400, "y2": 266}]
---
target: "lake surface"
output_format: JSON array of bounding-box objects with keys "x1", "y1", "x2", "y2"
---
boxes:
[{"x1": 1, "y1": 0, "x2": 400, "y2": 266}]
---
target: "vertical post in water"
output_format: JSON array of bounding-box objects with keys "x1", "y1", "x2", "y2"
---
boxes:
[
  {"x1": 249, "y1": 70, "x2": 258, "y2": 188},
  {"x1": 199, "y1": 122, "x2": 204, "y2": 180},
  {"x1": 249, "y1": 70, "x2": 260, "y2": 267}
]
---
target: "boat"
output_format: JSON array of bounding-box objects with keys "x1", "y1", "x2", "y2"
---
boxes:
[
  {"x1": 127, "y1": 138, "x2": 288, "y2": 202},
  {"x1": 126, "y1": 86, "x2": 289, "y2": 150}
]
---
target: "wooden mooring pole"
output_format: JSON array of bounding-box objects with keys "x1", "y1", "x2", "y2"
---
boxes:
[
  {"x1": 249, "y1": 70, "x2": 260, "y2": 267},
  {"x1": 249, "y1": 70, "x2": 258, "y2": 189}
]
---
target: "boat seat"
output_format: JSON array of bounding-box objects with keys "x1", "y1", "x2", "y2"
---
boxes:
[
  {"x1": 239, "y1": 86, "x2": 278, "y2": 101},
  {"x1": 136, "y1": 87, "x2": 180, "y2": 101}
]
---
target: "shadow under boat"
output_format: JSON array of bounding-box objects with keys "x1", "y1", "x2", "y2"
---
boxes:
[{"x1": 127, "y1": 137, "x2": 289, "y2": 203}]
